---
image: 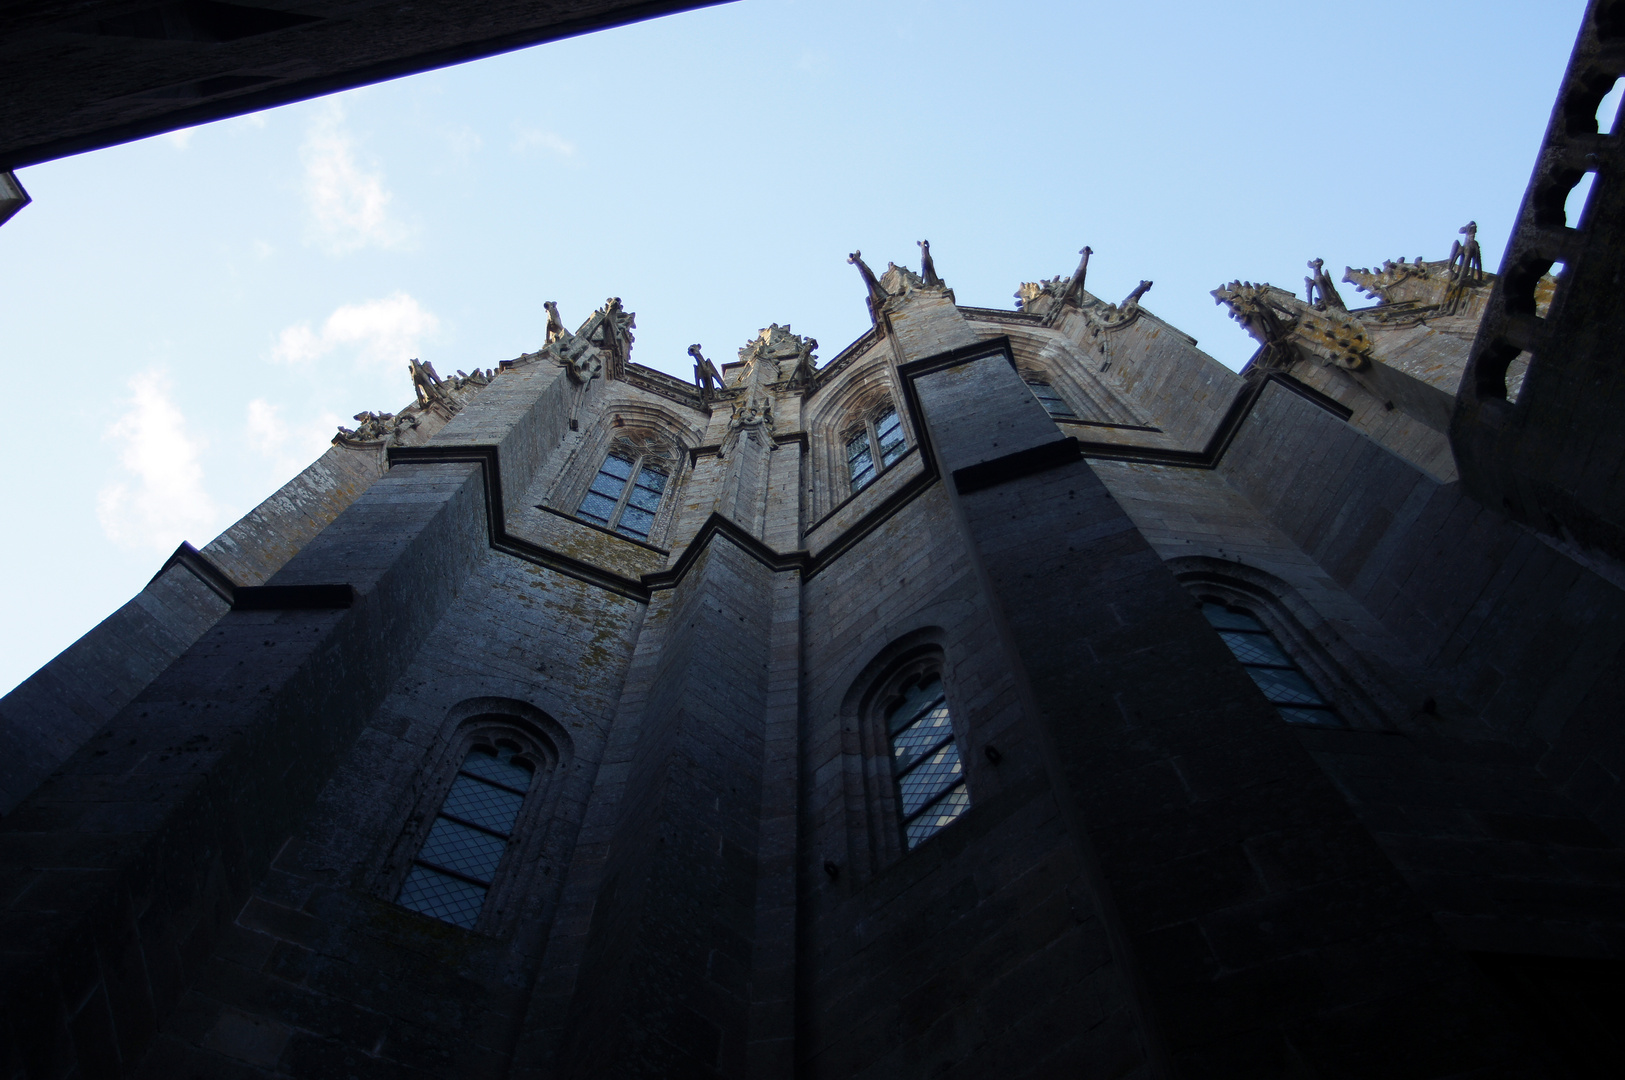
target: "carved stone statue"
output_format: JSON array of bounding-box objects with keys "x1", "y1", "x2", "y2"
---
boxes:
[
  {"x1": 1121, "y1": 280, "x2": 1153, "y2": 309},
  {"x1": 544, "y1": 300, "x2": 566, "y2": 344},
  {"x1": 1305, "y1": 258, "x2": 1347, "y2": 311},
  {"x1": 848, "y1": 250, "x2": 887, "y2": 304},
  {"x1": 688, "y1": 344, "x2": 723, "y2": 399},
  {"x1": 918, "y1": 240, "x2": 941, "y2": 286},
  {"x1": 1448, "y1": 221, "x2": 1483, "y2": 285}
]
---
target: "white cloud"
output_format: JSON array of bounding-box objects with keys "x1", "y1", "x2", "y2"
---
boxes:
[
  {"x1": 271, "y1": 292, "x2": 440, "y2": 371},
  {"x1": 445, "y1": 125, "x2": 483, "y2": 161},
  {"x1": 248, "y1": 398, "x2": 343, "y2": 476},
  {"x1": 511, "y1": 125, "x2": 576, "y2": 158},
  {"x1": 97, "y1": 370, "x2": 220, "y2": 552},
  {"x1": 163, "y1": 128, "x2": 196, "y2": 150},
  {"x1": 301, "y1": 102, "x2": 413, "y2": 254}
]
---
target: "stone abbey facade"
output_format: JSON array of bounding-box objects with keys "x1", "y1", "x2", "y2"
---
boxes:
[{"x1": 9, "y1": 5, "x2": 1625, "y2": 1076}]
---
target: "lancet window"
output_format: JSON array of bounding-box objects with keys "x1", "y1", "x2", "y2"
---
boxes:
[
  {"x1": 578, "y1": 451, "x2": 669, "y2": 541},
  {"x1": 883, "y1": 672, "x2": 970, "y2": 847},
  {"x1": 1025, "y1": 379, "x2": 1078, "y2": 420},
  {"x1": 397, "y1": 740, "x2": 538, "y2": 928},
  {"x1": 1201, "y1": 601, "x2": 1344, "y2": 727},
  {"x1": 846, "y1": 405, "x2": 907, "y2": 493}
]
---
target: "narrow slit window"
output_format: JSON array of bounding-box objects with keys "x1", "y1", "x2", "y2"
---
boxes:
[
  {"x1": 1201, "y1": 602, "x2": 1344, "y2": 727},
  {"x1": 1027, "y1": 380, "x2": 1078, "y2": 419},
  {"x1": 398, "y1": 744, "x2": 535, "y2": 928},
  {"x1": 577, "y1": 451, "x2": 669, "y2": 541},
  {"x1": 887, "y1": 674, "x2": 969, "y2": 847}
]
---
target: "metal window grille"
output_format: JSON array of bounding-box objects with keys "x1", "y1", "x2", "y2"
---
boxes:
[
  {"x1": 1200, "y1": 602, "x2": 1345, "y2": 727},
  {"x1": 397, "y1": 745, "x2": 535, "y2": 928},
  {"x1": 577, "y1": 452, "x2": 669, "y2": 541},
  {"x1": 1026, "y1": 380, "x2": 1078, "y2": 419},
  {"x1": 886, "y1": 674, "x2": 969, "y2": 848}
]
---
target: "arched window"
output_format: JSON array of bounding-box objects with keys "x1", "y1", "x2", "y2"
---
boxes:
[
  {"x1": 846, "y1": 405, "x2": 907, "y2": 493},
  {"x1": 397, "y1": 739, "x2": 537, "y2": 928},
  {"x1": 882, "y1": 671, "x2": 970, "y2": 847},
  {"x1": 577, "y1": 450, "x2": 669, "y2": 541},
  {"x1": 1201, "y1": 600, "x2": 1345, "y2": 727},
  {"x1": 1025, "y1": 379, "x2": 1078, "y2": 420}
]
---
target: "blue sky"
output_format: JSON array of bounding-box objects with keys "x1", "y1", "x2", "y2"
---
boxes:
[{"x1": 0, "y1": 0, "x2": 1593, "y2": 695}]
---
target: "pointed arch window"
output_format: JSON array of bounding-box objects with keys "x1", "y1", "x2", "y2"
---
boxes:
[
  {"x1": 1026, "y1": 379, "x2": 1078, "y2": 420},
  {"x1": 1201, "y1": 601, "x2": 1344, "y2": 727},
  {"x1": 885, "y1": 673, "x2": 970, "y2": 847},
  {"x1": 578, "y1": 451, "x2": 669, "y2": 541},
  {"x1": 397, "y1": 742, "x2": 536, "y2": 928},
  {"x1": 846, "y1": 405, "x2": 907, "y2": 493}
]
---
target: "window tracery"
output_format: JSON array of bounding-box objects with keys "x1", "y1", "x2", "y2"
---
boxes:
[
  {"x1": 846, "y1": 405, "x2": 906, "y2": 493},
  {"x1": 577, "y1": 450, "x2": 670, "y2": 541},
  {"x1": 397, "y1": 739, "x2": 539, "y2": 928},
  {"x1": 880, "y1": 670, "x2": 970, "y2": 848},
  {"x1": 1200, "y1": 600, "x2": 1345, "y2": 727}
]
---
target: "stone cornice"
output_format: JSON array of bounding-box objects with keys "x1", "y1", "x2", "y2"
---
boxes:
[{"x1": 621, "y1": 362, "x2": 707, "y2": 412}]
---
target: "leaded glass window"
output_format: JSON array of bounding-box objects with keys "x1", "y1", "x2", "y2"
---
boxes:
[
  {"x1": 847, "y1": 429, "x2": 876, "y2": 492},
  {"x1": 398, "y1": 744, "x2": 535, "y2": 928},
  {"x1": 577, "y1": 451, "x2": 670, "y2": 541},
  {"x1": 1026, "y1": 380, "x2": 1078, "y2": 420},
  {"x1": 846, "y1": 405, "x2": 907, "y2": 494},
  {"x1": 876, "y1": 408, "x2": 906, "y2": 466},
  {"x1": 1201, "y1": 602, "x2": 1344, "y2": 727},
  {"x1": 886, "y1": 674, "x2": 969, "y2": 848}
]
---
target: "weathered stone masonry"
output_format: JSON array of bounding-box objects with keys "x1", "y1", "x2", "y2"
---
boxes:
[{"x1": 9, "y1": 13, "x2": 1625, "y2": 1068}]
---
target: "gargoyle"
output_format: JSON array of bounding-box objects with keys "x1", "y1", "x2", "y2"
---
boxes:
[
  {"x1": 1305, "y1": 258, "x2": 1347, "y2": 311},
  {"x1": 789, "y1": 336, "x2": 819, "y2": 388},
  {"x1": 918, "y1": 240, "x2": 941, "y2": 286},
  {"x1": 410, "y1": 358, "x2": 457, "y2": 411},
  {"x1": 544, "y1": 300, "x2": 566, "y2": 344},
  {"x1": 848, "y1": 250, "x2": 887, "y2": 304},
  {"x1": 688, "y1": 344, "x2": 723, "y2": 399},
  {"x1": 1447, "y1": 221, "x2": 1483, "y2": 286}
]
